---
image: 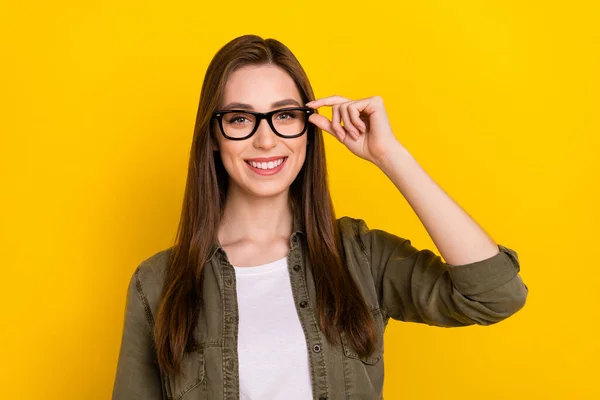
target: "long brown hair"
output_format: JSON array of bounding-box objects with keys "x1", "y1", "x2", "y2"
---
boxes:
[{"x1": 154, "y1": 34, "x2": 377, "y2": 376}]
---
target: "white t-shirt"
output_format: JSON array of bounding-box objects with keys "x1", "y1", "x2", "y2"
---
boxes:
[{"x1": 233, "y1": 256, "x2": 313, "y2": 400}]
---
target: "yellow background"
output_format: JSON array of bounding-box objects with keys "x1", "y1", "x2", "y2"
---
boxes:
[{"x1": 1, "y1": 1, "x2": 598, "y2": 399}]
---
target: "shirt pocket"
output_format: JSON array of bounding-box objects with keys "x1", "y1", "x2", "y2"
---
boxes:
[
  {"x1": 163, "y1": 349, "x2": 206, "y2": 400},
  {"x1": 338, "y1": 307, "x2": 385, "y2": 365}
]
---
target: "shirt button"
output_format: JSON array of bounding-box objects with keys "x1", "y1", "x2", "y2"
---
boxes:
[
  {"x1": 313, "y1": 344, "x2": 321, "y2": 353},
  {"x1": 299, "y1": 300, "x2": 307, "y2": 308},
  {"x1": 293, "y1": 264, "x2": 301, "y2": 272}
]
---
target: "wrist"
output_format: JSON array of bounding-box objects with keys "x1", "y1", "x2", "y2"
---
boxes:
[{"x1": 372, "y1": 141, "x2": 411, "y2": 170}]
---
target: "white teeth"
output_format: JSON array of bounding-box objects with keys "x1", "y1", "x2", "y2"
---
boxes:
[{"x1": 247, "y1": 158, "x2": 285, "y2": 170}]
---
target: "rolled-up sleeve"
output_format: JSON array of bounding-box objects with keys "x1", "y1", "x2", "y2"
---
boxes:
[
  {"x1": 355, "y1": 218, "x2": 529, "y2": 326},
  {"x1": 112, "y1": 266, "x2": 163, "y2": 399}
]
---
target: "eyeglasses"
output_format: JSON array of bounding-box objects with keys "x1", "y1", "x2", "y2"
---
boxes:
[{"x1": 211, "y1": 107, "x2": 315, "y2": 140}]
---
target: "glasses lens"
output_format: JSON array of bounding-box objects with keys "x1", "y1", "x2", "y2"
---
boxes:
[
  {"x1": 272, "y1": 109, "x2": 308, "y2": 136},
  {"x1": 221, "y1": 112, "x2": 257, "y2": 139}
]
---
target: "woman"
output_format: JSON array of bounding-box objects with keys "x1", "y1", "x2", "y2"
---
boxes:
[{"x1": 112, "y1": 34, "x2": 528, "y2": 400}]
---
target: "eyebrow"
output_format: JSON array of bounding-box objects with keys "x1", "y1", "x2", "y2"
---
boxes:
[{"x1": 221, "y1": 98, "x2": 301, "y2": 111}]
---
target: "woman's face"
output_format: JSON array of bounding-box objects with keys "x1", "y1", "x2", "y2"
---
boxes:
[{"x1": 212, "y1": 64, "x2": 308, "y2": 199}]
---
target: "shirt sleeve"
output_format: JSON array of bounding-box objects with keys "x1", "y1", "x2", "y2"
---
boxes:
[
  {"x1": 112, "y1": 266, "x2": 164, "y2": 399},
  {"x1": 354, "y1": 218, "x2": 529, "y2": 326}
]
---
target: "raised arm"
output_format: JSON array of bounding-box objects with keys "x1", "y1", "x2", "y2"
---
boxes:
[{"x1": 306, "y1": 94, "x2": 529, "y2": 324}]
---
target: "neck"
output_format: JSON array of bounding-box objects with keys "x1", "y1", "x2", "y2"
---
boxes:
[{"x1": 218, "y1": 184, "x2": 294, "y2": 246}]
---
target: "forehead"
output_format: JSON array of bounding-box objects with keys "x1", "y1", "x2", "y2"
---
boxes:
[{"x1": 220, "y1": 65, "x2": 301, "y2": 110}]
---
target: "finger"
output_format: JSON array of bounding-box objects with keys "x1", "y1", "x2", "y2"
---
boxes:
[
  {"x1": 308, "y1": 113, "x2": 343, "y2": 142},
  {"x1": 347, "y1": 97, "x2": 379, "y2": 116},
  {"x1": 306, "y1": 94, "x2": 351, "y2": 109},
  {"x1": 340, "y1": 104, "x2": 359, "y2": 140},
  {"x1": 348, "y1": 104, "x2": 367, "y2": 133},
  {"x1": 332, "y1": 105, "x2": 348, "y2": 140}
]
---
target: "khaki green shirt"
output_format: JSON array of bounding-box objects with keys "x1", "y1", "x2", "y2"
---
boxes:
[{"x1": 112, "y1": 216, "x2": 528, "y2": 400}]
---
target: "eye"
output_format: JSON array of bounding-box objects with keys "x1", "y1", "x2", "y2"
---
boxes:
[
  {"x1": 231, "y1": 116, "x2": 247, "y2": 124},
  {"x1": 225, "y1": 114, "x2": 253, "y2": 125},
  {"x1": 275, "y1": 111, "x2": 299, "y2": 120}
]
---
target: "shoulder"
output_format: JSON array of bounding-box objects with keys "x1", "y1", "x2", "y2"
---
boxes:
[
  {"x1": 336, "y1": 215, "x2": 411, "y2": 261},
  {"x1": 130, "y1": 246, "x2": 173, "y2": 321},
  {"x1": 335, "y1": 215, "x2": 375, "y2": 256},
  {"x1": 335, "y1": 216, "x2": 402, "y2": 304},
  {"x1": 336, "y1": 215, "x2": 364, "y2": 237},
  {"x1": 136, "y1": 246, "x2": 172, "y2": 285},
  {"x1": 336, "y1": 215, "x2": 403, "y2": 245},
  {"x1": 336, "y1": 215, "x2": 374, "y2": 242}
]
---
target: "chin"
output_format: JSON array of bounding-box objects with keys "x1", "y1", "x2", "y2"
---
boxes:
[{"x1": 245, "y1": 182, "x2": 291, "y2": 198}]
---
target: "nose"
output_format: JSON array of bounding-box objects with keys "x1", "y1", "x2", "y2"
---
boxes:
[{"x1": 252, "y1": 117, "x2": 277, "y2": 150}]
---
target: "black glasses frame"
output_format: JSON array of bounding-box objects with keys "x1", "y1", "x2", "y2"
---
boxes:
[{"x1": 211, "y1": 107, "x2": 315, "y2": 140}]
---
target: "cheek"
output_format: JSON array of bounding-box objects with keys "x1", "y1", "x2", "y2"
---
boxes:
[
  {"x1": 215, "y1": 140, "x2": 243, "y2": 171},
  {"x1": 294, "y1": 137, "x2": 308, "y2": 162},
  {"x1": 221, "y1": 145, "x2": 241, "y2": 165}
]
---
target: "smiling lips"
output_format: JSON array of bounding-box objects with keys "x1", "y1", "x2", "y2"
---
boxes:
[{"x1": 244, "y1": 156, "x2": 288, "y2": 175}]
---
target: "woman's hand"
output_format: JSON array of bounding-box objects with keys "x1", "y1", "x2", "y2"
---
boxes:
[{"x1": 305, "y1": 95, "x2": 401, "y2": 166}]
